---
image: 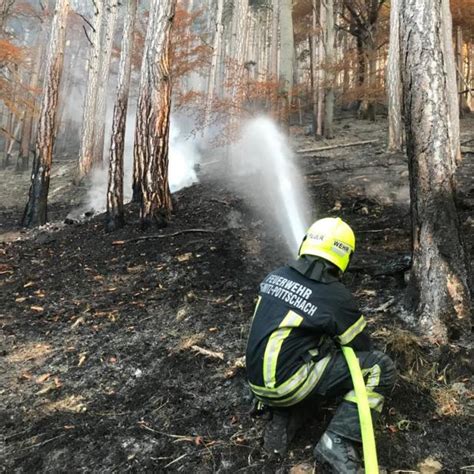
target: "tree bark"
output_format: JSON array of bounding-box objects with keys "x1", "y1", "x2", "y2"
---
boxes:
[
  {"x1": 22, "y1": 0, "x2": 68, "y2": 227},
  {"x1": 92, "y1": 1, "x2": 118, "y2": 164},
  {"x1": 78, "y1": 1, "x2": 104, "y2": 179},
  {"x1": 387, "y1": 0, "x2": 403, "y2": 152},
  {"x1": 203, "y1": 0, "x2": 224, "y2": 130},
  {"x1": 133, "y1": 0, "x2": 176, "y2": 227},
  {"x1": 322, "y1": 0, "x2": 335, "y2": 139},
  {"x1": 310, "y1": 0, "x2": 319, "y2": 136},
  {"x1": 316, "y1": 1, "x2": 325, "y2": 135},
  {"x1": 106, "y1": 0, "x2": 137, "y2": 232},
  {"x1": 400, "y1": 0, "x2": 471, "y2": 343},
  {"x1": 278, "y1": 0, "x2": 294, "y2": 128},
  {"x1": 18, "y1": 47, "x2": 43, "y2": 171}
]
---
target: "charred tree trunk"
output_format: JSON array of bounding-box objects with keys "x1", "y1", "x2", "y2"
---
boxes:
[
  {"x1": 400, "y1": 0, "x2": 471, "y2": 343},
  {"x1": 22, "y1": 0, "x2": 68, "y2": 227},
  {"x1": 387, "y1": 0, "x2": 403, "y2": 152},
  {"x1": 133, "y1": 0, "x2": 175, "y2": 227},
  {"x1": 106, "y1": 0, "x2": 137, "y2": 232}
]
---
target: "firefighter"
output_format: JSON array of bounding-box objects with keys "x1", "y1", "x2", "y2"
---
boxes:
[{"x1": 245, "y1": 217, "x2": 396, "y2": 473}]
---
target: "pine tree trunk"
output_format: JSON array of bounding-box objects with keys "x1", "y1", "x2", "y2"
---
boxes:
[
  {"x1": 204, "y1": 0, "x2": 224, "y2": 130},
  {"x1": 279, "y1": 0, "x2": 294, "y2": 128},
  {"x1": 18, "y1": 48, "x2": 43, "y2": 171},
  {"x1": 78, "y1": 2, "x2": 104, "y2": 179},
  {"x1": 92, "y1": 1, "x2": 118, "y2": 164},
  {"x1": 400, "y1": 0, "x2": 471, "y2": 343},
  {"x1": 106, "y1": 0, "x2": 137, "y2": 232},
  {"x1": 316, "y1": 1, "x2": 325, "y2": 136},
  {"x1": 322, "y1": 0, "x2": 334, "y2": 139},
  {"x1": 133, "y1": 0, "x2": 176, "y2": 227},
  {"x1": 270, "y1": 0, "x2": 279, "y2": 80},
  {"x1": 387, "y1": 0, "x2": 403, "y2": 152},
  {"x1": 22, "y1": 0, "x2": 68, "y2": 227},
  {"x1": 2, "y1": 108, "x2": 12, "y2": 168},
  {"x1": 441, "y1": 0, "x2": 461, "y2": 166},
  {"x1": 310, "y1": 0, "x2": 319, "y2": 137}
]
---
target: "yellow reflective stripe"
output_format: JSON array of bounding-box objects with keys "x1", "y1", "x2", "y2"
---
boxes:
[
  {"x1": 362, "y1": 364, "x2": 381, "y2": 390},
  {"x1": 337, "y1": 315, "x2": 366, "y2": 345},
  {"x1": 262, "y1": 311, "x2": 303, "y2": 388},
  {"x1": 253, "y1": 296, "x2": 262, "y2": 317},
  {"x1": 250, "y1": 362, "x2": 311, "y2": 398},
  {"x1": 344, "y1": 390, "x2": 384, "y2": 412},
  {"x1": 308, "y1": 348, "x2": 319, "y2": 357},
  {"x1": 260, "y1": 355, "x2": 332, "y2": 407}
]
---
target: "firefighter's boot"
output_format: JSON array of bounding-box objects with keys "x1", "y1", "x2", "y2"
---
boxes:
[
  {"x1": 263, "y1": 408, "x2": 302, "y2": 456},
  {"x1": 314, "y1": 431, "x2": 362, "y2": 474}
]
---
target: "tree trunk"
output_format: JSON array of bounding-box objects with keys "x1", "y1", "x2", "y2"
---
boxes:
[
  {"x1": 455, "y1": 26, "x2": 467, "y2": 115},
  {"x1": 78, "y1": 1, "x2": 104, "y2": 179},
  {"x1": 279, "y1": 0, "x2": 294, "y2": 128},
  {"x1": 2, "y1": 108, "x2": 13, "y2": 168},
  {"x1": 270, "y1": 0, "x2": 279, "y2": 80},
  {"x1": 133, "y1": 0, "x2": 176, "y2": 227},
  {"x1": 106, "y1": 0, "x2": 137, "y2": 232},
  {"x1": 322, "y1": 0, "x2": 335, "y2": 139},
  {"x1": 316, "y1": 1, "x2": 325, "y2": 135},
  {"x1": 18, "y1": 48, "x2": 43, "y2": 171},
  {"x1": 400, "y1": 0, "x2": 471, "y2": 343},
  {"x1": 92, "y1": 1, "x2": 118, "y2": 164},
  {"x1": 441, "y1": 0, "x2": 461, "y2": 166},
  {"x1": 387, "y1": 0, "x2": 403, "y2": 152},
  {"x1": 310, "y1": 0, "x2": 319, "y2": 137},
  {"x1": 203, "y1": 0, "x2": 224, "y2": 130},
  {"x1": 22, "y1": 0, "x2": 68, "y2": 227}
]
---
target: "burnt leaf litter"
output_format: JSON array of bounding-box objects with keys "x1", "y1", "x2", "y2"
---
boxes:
[{"x1": 1, "y1": 121, "x2": 473, "y2": 473}]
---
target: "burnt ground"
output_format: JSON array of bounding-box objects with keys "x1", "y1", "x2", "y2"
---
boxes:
[{"x1": 1, "y1": 117, "x2": 474, "y2": 473}]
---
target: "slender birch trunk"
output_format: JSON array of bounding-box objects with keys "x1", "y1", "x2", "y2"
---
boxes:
[
  {"x1": 106, "y1": 0, "x2": 137, "y2": 231},
  {"x1": 22, "y1": 0, "x2": 68, "y2": 227}
]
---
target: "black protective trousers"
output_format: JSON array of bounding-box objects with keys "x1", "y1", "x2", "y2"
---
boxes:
[{"x1": 306, "y1": 350, "x2": 396, "y2": 442}]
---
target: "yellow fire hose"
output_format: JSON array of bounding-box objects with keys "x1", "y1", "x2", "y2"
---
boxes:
[{"x1": 341, "y1": 346, "x2": 379, "y2": 474}]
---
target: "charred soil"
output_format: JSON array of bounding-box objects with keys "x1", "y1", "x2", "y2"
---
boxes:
[{"x1": 1, "y1": 118, "x2": 473, "y2": 473}]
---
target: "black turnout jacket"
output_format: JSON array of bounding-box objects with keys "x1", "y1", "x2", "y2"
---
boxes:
[{"x1": 246, "y1": 259, "x2": 371, "y2": 395}]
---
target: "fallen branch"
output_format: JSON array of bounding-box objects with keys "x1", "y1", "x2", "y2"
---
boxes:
[
  {"x1": 461, "y1": 146, "x2": 474, "y2": 154},
  {"x1": 112, "y1": 229, "x2": 216, "y2": 245},
  {"x1": 191, "y1": 345, "x2": 224, "y2": 360},
  {"x1": 296, "y1": 139, "x2": 379, "y2": 154}
]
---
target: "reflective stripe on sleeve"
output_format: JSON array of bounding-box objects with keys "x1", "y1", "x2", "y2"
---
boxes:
[
  {"x1": 262, "y1": 310, "x2": 304, "y2": 388},
  {"x1": 337, "y1": 315, "x2": 366, "y2": 345}
]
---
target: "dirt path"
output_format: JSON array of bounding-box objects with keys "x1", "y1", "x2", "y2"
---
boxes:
[{"x1": 1, "y1": 117, "x2": 473, "y2": 473}]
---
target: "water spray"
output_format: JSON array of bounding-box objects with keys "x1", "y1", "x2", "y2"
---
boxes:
[{"x1": 229, "y1": 117, "x2": 310, "y2": 253}]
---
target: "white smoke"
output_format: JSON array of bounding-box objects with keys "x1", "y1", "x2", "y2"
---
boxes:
[
  {"x1": 72, "y1": 117, "x2": 201, "y2": 218},
  {"x1": 228, "y1": 117, "x2": 311, "y2": 254}
]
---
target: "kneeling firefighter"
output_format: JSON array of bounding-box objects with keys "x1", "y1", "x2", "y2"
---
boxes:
[{"x1": 245, "y1": 217, "x2": 396, "y2": 473}]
